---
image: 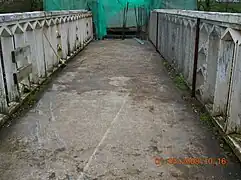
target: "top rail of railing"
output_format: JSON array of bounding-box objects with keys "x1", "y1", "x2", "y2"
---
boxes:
[
  {"x1": 0, "y1": 10, "x2": 90, "y2": 24},
  {"x1": 153, "y1": 9, "x2": 241, "y2": 26}
]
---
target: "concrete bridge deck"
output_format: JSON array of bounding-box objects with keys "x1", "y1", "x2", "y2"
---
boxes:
[{"x1": 0, "y1": 39, "x2": 240, "y2": 180}]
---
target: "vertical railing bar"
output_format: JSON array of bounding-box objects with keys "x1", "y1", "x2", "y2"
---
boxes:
[
  {"x1": 156, "y1": 12, "x2": 159, "y2": 52},
  {"x1": 0, "y1": 39, "x2": 10, "y2": 105},
  {"x1": 192, "y1": 18, "x2": 200, "y2": 97}
]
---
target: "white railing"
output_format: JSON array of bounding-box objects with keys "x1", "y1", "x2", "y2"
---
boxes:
[
  {"x1": 0, "y1": 10, "x2": 93, "y2": 114},
  {"x1": 149, "y1": 9, "x2": 241, "y2": 135}
]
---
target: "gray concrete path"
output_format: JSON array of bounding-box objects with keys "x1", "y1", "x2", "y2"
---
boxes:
[{"x1": 0, "y1": 39, "x2": 241, "y2": 180}]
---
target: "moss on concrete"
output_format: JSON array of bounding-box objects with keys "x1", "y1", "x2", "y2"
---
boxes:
[
  {"x1": 162, "y1": 57, "x2": 240, "y2": 163},
  {"x1": 162, "y1": 60, "x2": 188, "y2": 91},
  {"x1": 173, "y1": 74, "x2": 188, "y2": 91}
]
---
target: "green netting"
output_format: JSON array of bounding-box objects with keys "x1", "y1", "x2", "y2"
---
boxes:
[{"x1": 44, "y1": 0, "x2": 197, "y2": 39}]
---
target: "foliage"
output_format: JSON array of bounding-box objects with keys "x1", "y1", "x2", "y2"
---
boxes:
[
  {"x1": 31, "y1": 0, "x2": 43, "y2": 11},
  {"x1": 198, "y1": 0, "x2": 241, "y2": 13},
  {"x1": 0, "y1": 0, "x2": 43, "y2": 13},
  {"x1": 174, "y1": 74, "x2": 188, "y2": 90}
]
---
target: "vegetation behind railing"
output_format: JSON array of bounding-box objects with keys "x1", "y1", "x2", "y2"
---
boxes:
[
  {"x1": 0, "y1": 0, "x2": 43, "y2": 13},
  {"x1": 1, "y1": 0, "x2": 241, "y2": 14},
  {"x1": 198, "y1": 0, "x2": 241, "y2": 12}
]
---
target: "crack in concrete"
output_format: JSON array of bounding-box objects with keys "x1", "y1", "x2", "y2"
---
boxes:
[{"x1": 78, "y1": 93, "x2": 129, "y2": 180}]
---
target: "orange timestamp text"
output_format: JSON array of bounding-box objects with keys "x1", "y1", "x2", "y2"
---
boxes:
[{"x1": 154, "y1": 157, "x2": 228, "y2": 166}]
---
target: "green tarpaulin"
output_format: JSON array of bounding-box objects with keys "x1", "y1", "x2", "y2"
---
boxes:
[{"x1": 44, "y1": 0, "x2": 197, "y2": 39}]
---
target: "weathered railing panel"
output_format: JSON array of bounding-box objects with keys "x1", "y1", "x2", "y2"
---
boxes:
[
  {"x1": 149, "y1": 9, "x2": 241, "y2": 135},
  {"x1": 0, "y1": 10, "x2": 93, "y2": 113},
  {"x1": 1, "y1": 35, "x2": 17, "y2": 103},
  {"x1": 227, "y1": 40, "x2": 241, "y2": 134},
  {"x1": 150, "y1": 12, "x2": 197, "y2": 85}
]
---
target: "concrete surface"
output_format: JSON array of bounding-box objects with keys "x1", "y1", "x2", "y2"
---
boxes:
[{"x1": 0, "y1": 39, "x2": 241, "y2": 180}]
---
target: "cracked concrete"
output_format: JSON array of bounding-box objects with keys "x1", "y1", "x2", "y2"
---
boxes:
[{"x1": 0, "y1": 39, "x2": 241, "y2": 180}]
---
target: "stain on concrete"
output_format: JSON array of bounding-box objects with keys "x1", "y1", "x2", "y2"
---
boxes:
[
  {"x1": 108, "y1": 76, "x2": 131, "y2": 87},
  {"x1": 0, "y1": 39, "x2": 240, "y2": 180}
]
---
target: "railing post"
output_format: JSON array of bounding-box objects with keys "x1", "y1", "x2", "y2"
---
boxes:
[{"x1": 191, "y1": 18, "x2": 200, "y2": 97}]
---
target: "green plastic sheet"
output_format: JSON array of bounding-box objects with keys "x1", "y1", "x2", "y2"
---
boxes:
[{"x1": 44, "y1": 0, "x2": 197, "y2": 39}]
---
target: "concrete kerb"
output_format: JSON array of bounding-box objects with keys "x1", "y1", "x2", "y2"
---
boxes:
[
  {"x1": 224, "y1": 135, "x2": 241, "y2": 163},
  {"x1": 0, "y1": 38, "x2": 93, "y2": 128},
  {"x1": 195, "y1": 93, "x2": 241, "y2": 163}
]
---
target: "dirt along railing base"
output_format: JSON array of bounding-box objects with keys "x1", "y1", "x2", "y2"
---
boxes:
[
  {"x1": 0, "y1": 38, "x2": 93, "y2": 128},
  {"x1": 149, "y1": 9, "x2": 241, "y2": 163}
]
